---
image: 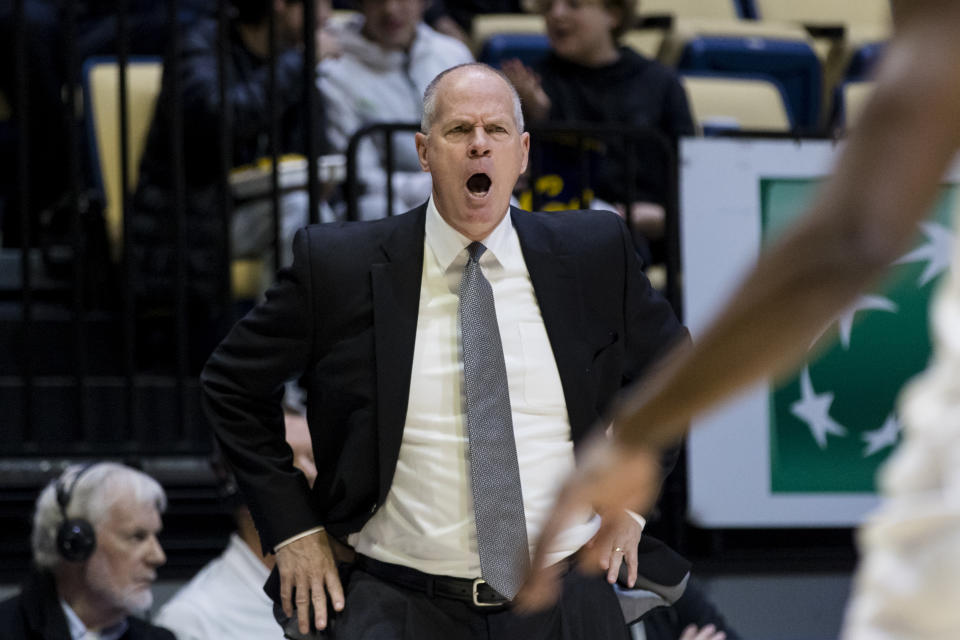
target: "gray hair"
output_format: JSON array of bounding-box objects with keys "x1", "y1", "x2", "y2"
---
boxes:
[
  {"x1": 421, "y1": 62, "x2": 525, "y2": 134},
  {"x1": 32, "y1": 463, "x2": 167, "y2": 570}
]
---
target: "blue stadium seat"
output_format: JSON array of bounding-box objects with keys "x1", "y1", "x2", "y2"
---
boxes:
[
  {"x1": 81, "y1": 56, "x2": 163, "y2": 261},
  {"x1": 829, "y1": 79, "x2": 874, "y2": 133},
  {"x1": 845, "y1": 40, "x2": 885, "y2": 81},
  {"x1": 676, "y1": 35, "x2": 821, "y2": 131},
  {"x1": 681, "y1": 71, "x2": 795, "y2": 133},
  {"x1": 478, "y1": 33, "x2": 551, "y2": 69}
]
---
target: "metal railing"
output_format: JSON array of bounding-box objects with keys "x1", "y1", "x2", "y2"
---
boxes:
[
  {"x1": 0, "y1": 0, "x2": 331, "y2": 580},
  {"x1": 1, "y1": 1, "x2": 322, "y2": 457}
]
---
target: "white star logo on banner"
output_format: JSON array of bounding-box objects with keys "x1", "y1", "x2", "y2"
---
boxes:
[
  {"x1": 835, "y1": 295, "x2": 898, "y2": 349},
  {"x1": 812, "y1": 295, "x2": 898, "y2": 350},
  {"x1": 791, "y1": 367, "x2": 848, "y2": 449},
  {"x1": 862, "y1": 413, "x2": 902, "y2": 457},
  {"x1": 896, "y1": 221, "x2": 954, "y2": 286}
]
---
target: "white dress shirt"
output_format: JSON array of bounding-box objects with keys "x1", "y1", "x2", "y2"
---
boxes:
[
  {"x1": 348, "y1": 198, "x2": 600, "y2": 577},
  {"x1": 61, "y1": 600, "x2": 127, "y2": 640},
  {"x1": 154, "y1": 533, "x2": 281, "y2": 640}
]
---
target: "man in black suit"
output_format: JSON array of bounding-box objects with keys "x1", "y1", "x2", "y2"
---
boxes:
[{"x1": 201, "y1": 62, "x2": 686, "y2": 639}]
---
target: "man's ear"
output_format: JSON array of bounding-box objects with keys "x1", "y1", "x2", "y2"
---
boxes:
[
  {"x1": 416, "y1": 132, "x2": 430, "y2": 172},
  {"x1": 519, "y1": 131, "x2": 530, "y2": 175}
]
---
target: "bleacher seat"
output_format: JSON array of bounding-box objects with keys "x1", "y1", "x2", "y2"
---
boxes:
[
  {"x1": 661, "y1": 19, "x2": 820, "y2": 131},
  {"x1": 622, "y1": 28, "x2": 665, "y2": 59},
  {"x1": 814, "y1": 23, "x2": 886, "y2": 127},
  {"x1": 681, "y1": 73, "x2": 793, "y2": 133},
  {"x1": 829, "y1": 24, "x2": 888, "y2": 82},
  {"x1": 751, "y1": 0, "x2": 888, "y2": 78},
  {"x1": 83, "y1": 57, "x2": 162, "y2": 261},
  {"x1": 478, "y1": 32, "x2": 551, "y2": 68},
  {"x1": 633, "y1": 0, "x2": 742, "y2": 55},
  {"x1": 745, "y1": 1, "x2": 890, "y2": 129},
  {"x1": 471, "y1": 13, "x2": 545, "y2": 57},
  {"x1": 831, "y1": 80, "x2": 875, "y2": 133},
  {"x1": 748, "y1": 0, "x2": 891, "y2": 29},
  {"x1": 83, "y1": 57, "x2": 263, "y2": 299},
  {"x1": 638, "y1": 0, "x2": 742, "y2": 21},
  {"x1": 843, "y1": 36, "x2": 885, "y2": 81}
]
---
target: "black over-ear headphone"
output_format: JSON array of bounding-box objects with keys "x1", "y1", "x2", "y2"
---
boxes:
[{"x1": 55, "y1": 464, "x2": 97, "y2": 563}]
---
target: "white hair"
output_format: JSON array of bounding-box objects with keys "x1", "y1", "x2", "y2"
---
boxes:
[
  {"x1": 32, "y1": 463, "x2": 167, "y2": 570},
  {"x1": 421, "y1": 62, "x2": 525, "y2": 134}
]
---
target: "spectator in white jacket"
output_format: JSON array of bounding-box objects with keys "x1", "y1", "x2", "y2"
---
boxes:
[{"x1": 320, "y1": 0, "x2": 473, "y2": 220}]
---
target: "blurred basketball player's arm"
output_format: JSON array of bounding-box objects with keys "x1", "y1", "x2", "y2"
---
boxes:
[
  {"x1": 615, "y1": 0, "x2": 960, "y2": 451},
  {"x1": 517, "y1": 0, "x2": 960, "y2": 608}
]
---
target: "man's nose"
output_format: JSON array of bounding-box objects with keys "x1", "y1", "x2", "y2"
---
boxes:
[
  {"x1": 146, "y1": 535, "x2": 166, "y2": 567},
  {"x1": 468, "y1": 128, "x2": 491, "y2": 157}
]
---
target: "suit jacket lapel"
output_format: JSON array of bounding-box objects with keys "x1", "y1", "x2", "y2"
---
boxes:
[
  {"x1": 511, "y1": 208, "x2": 594, "y2": 443},
  {"x1": 372, "y1": 205, "x2": 426, "y2": 500}
]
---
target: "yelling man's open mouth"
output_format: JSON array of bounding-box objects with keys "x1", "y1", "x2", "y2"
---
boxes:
[{"x1": 466, "y1": 173, "x2": 492, "y2": 197}]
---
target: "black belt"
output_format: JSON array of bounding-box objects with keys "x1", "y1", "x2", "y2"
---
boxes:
[{"x1": 354, "y1": 555, "x2": 510, "y2": 609}]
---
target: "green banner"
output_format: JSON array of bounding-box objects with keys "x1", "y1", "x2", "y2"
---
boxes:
[{"x1": 762, "y1": 179, "x2": 956, "y2": 493}]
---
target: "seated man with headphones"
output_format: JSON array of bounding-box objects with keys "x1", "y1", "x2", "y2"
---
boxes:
[{"x1": 0, "y1": 462, "x2": 174, "y2": 640}]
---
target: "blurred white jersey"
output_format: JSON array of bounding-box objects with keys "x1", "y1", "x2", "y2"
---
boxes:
[{"x1": 842, "y1": 210, "x2": 960, "y2": 638}]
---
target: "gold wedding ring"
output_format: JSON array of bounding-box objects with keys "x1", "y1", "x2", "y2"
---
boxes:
[{"x1": 613, "y1": 546, "x2": 624, "y2": 553}]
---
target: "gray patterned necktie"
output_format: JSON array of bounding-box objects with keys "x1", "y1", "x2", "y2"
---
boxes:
[{"x1": 458, "y1": 241, "x2": 530, "y2": 600}]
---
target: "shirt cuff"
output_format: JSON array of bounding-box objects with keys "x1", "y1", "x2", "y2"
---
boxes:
[
  {"x1": 625, "y1": 510, "x2": 646, "y2": 530},
  {"x1": 273, "y1": 525, "x2": 325, "y2": 552}
]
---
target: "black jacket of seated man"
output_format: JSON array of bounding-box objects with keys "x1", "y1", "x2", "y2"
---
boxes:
[{"x1": 0, "y1": 569, "x2": 175, "y2": 640}]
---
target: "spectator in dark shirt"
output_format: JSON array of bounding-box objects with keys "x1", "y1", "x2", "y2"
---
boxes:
[{"x1": 503, "y1": 0, "x2": 693, "y2": 262}]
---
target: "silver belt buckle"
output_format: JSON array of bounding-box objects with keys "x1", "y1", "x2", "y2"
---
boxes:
[{"x1": 471, "y1": 578, "x2": 500, "y2": 607}]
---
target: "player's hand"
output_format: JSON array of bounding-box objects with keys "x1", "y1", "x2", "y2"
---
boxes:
[
  {"x1": 276, "y1": 530, "x2": 344, "y2": 634},
  {"x1": 514, "y1": 430, "x2": 662, "y2": 611}
]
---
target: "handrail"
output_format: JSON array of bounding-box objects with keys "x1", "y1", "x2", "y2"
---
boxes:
[{"x1": 343, "y1": 121, "x2": 422, "y2": 222}]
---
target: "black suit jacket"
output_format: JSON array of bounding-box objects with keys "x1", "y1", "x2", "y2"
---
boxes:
[{"x1": 201, "y1": 204, "x2": 685, "y2": 552}]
